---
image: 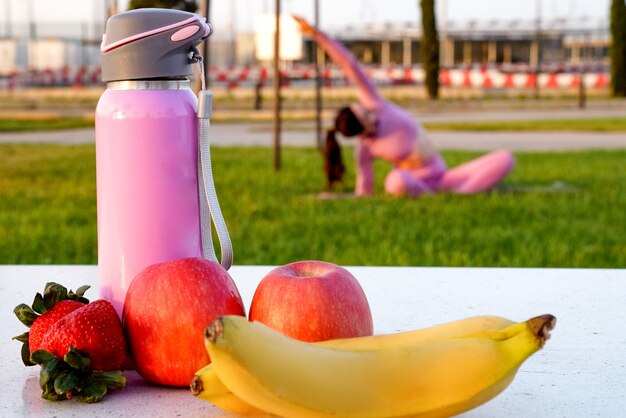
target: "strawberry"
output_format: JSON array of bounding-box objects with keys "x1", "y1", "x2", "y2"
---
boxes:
[
  {"x1": 14, "y1": 283, "x2": 127, "y2": 403},
  {"x1": 29, "y1": 300, "x2": 86, "y2": 353},
  {"x1": 40, "y1": 299, "x2": 127, "y2": 371},
  {"x1": 14, "y1": 282, "x2": 90, "y2": 365}
]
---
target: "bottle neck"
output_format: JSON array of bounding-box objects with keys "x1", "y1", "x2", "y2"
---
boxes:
[{"x1": 106, "y1": 79, "x2": 191, "y2": 90}]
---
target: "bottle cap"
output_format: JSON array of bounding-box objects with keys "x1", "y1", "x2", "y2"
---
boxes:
[{"x1": 101, "y1": 8, "x2": 211, "y2": 82}]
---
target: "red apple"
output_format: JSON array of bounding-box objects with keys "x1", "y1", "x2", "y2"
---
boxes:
[
  {"x1": 122, "y1": 257, "x2": 246, "y2": 387},
  {"x1": 249, "y1": 260, "x2": 373, "y2": 342}
]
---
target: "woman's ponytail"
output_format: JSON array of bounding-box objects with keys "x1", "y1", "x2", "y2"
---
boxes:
[{"x1": 324, "y1": 128, "x2": 345, "y2": 189}]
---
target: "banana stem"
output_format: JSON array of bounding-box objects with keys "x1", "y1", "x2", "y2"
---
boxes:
[
  {"x1": 190, "y1": 376, "x2": 203, "y2": 396},
  {"x1": 528, "y1": 314, "x2": 556, "y2": 347},
  {"x1": 205, "y1": 317, "x2": 225, "y2": 344}
]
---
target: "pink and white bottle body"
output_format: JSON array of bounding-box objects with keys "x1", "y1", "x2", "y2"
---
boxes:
[
  {"x1": 96, "y1": 9, "x2": 212, "y2": 316},
  {"x1": 96, "y1": 82, "x2": 203, "y2": 315}
]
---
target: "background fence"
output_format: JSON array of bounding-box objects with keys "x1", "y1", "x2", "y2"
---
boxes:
[{"x1": 0, "y1": 63, "x2": 610, "y2": 92}]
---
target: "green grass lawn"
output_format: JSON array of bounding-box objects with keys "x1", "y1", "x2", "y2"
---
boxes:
[
  {"x1": 0, "y1": 118, "x2": 94, "y2": 132},
  {"x1": 1, "y1": 144, "x2": 624, "y2": 267},
  {"x1": 3, "y1": 116, "x2": 626, "y2": 132},
  {"x1": 424, "y1": 118, "x2": 626, "y2": 132}
]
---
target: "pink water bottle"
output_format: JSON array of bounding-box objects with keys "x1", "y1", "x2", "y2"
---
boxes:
[{"x1": 96, "y1": 8, "x2": 232, "y2": 316}]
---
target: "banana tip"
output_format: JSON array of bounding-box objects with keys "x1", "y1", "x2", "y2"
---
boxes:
[
  {"x1": 205, "y1": 317, "x2": 225, "y2": 344},
  {"x1": 530, "y1": 314, "x2": 556, "y2": 346},
  {"x1": 190, "y1": 375, "x2": 203, "y2": 396}
]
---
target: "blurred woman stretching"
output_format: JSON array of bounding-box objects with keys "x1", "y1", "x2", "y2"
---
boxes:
[{"x1": 295, "y1": 16, "x2": 516, "y2": 197}]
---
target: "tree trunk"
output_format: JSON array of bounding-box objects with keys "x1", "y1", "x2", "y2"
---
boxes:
[
  {"x1": 610, "y1": 0, "x2": 626, "y2": 97},
  {"x1": 420, "y1": 0, "x2": 439, "y2": 99},
  {"x1": 127, "y1": 0, "x2": 197, "y2": 12}
]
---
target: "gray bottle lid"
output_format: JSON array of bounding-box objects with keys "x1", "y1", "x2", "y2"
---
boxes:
[{"x1": 101, "y1": 8, "x2": 211, "y2": 82}]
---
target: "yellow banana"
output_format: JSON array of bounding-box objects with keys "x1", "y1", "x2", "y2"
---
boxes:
[
  {"x1": 191, "y1": 315, "x2": 515, "y2": 414},
  {"x1": 202, "y1": 314, "x2": 555, "y2": 418},
  {"x1": 318, "y1": 314, "x2": 516, "y2": 349},
  {"x1": 191, "y1": 363, "x2": 267, "y2": 416}
]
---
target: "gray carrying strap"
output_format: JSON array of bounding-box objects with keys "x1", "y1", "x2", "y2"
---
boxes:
[{"x1": 194, "y1": 54, "x2": 233, "y2": 270}]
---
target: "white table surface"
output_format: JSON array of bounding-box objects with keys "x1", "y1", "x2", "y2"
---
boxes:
[{"x1": 1, "y1": 265, "x2": 625, "y2": 417}]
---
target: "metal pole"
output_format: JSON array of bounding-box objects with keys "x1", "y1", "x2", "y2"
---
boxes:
[
  {"x1": 273, "y1": 0, "x2": 282, "y2": 171},
  {"x1": 314, "y1": 0, "x2": 323, "y2": 150},
  {"x1": 578, "y1": 31, "x2": 587, "y2": 109},
  {"x1": 106, "y1": 0, "x2": 117, "y2": 18},
  {"x1": 230, "y1": 0, "x2": 236, "y2": 67},
  {"x1": 440, "y1": 0, "x2": 447, "y2": 67},
  {"x1": 194, "y1": 0, "x2": 210, "y2": 93},
  {"x1": 534, "y1": 0, "x2": 541, "y2": 99},
  {"x1": 28, "y1": 0, "x2": 35, "y2": 38},
  {"x1": 5, "y1": 0, "x2": 12, "y2": 37},
  {"x1": 578, "y1": 66, "x2": 586, "y2": 109},
  {"x1": 204, "y1": 0, "x2": 211, "y2": 87},
  {"x1": 27, "y1": 0, "x2": 36, "y2": 71}
]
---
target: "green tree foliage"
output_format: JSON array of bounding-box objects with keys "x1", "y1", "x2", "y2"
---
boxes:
[
  {"x1": 127, "y1": 0, "x2": 197, "y2": 12},
  {"x1": 420, "y1": 0, "x2": 439, "y2": 99},
  {"x1": 610, "y1": 0, "x2": 626, "y2": 96}
]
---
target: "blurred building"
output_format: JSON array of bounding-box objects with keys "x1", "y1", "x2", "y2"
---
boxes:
[
  {"x1": 0, "y1": 16, "x2": 610, "y2": 88},
  {"x1": 294, "y1": 16, "x2": 609, "y2": 71}
]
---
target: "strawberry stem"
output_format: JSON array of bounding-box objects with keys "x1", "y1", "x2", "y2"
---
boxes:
[{"x1": 32, "y1": 347, "x2": 126, "y2": 403}]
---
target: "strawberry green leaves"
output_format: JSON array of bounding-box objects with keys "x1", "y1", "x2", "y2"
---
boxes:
[
  {"x1": 13, "y1": 282, "x2": 126, "y2": 403},
  {"x1": 32, "y1": 347, "x2": 126, "y2": 403},
  {"x1": 13, "y1": 282, "x2": 90, "y2": 365}
]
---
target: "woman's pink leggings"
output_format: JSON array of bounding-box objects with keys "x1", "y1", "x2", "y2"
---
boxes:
[{"x1": 385, "y1": 150, "x2": 516, "y2": 197}]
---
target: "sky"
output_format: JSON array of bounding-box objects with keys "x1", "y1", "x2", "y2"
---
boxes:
[{"x1": 1, "y1": 0, "x2": 610, "y2": 37}]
